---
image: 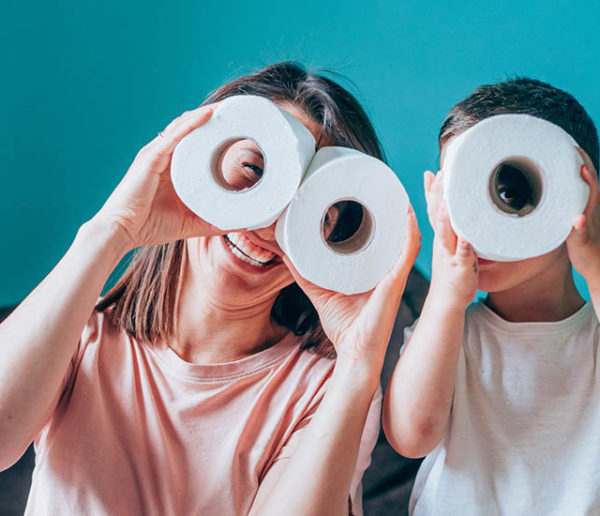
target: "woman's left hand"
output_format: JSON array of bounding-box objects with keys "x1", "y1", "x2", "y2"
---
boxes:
[{"x1": 284, "y1": 207, "x2": 421, "y2": 371}]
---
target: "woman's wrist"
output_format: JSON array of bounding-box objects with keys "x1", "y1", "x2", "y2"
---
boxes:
[
  {"x1": 78, "y1": 216, "x2": 134, "y2": 265},
  {"x1": 332, "y1": 354, "x2": 381, "y2": 398}
]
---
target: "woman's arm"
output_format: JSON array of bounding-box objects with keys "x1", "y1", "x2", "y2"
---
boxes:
[
  {"x1": 382, "y1": 171, "x2": 477, "y2": 459},
  {"x1": 250, "y1": 208, "x2": 421, "y2": 516},
  {"x1": 251, "y1": 361, "x2": 379, "y2": 516},
  {"x1": 0, "y1": 221, "x2": 130, "y2": 469},
  {"x1": 0, "y1": 106, "x2": 217, "y2": 470}
]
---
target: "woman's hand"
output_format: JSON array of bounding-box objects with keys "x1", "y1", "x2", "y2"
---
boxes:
[
  {"x1": 284, "y1": 207, "x2": 421, "y2": 372},
  {"x1": 94, "y1": 105, "x2": 223, "y2": 250},
  {"x1": 0, "y1": 108, "x2": 222, "y2": 463},
  {"x1": 253, "y1": 208, "x2": 419, "y2": 516}
]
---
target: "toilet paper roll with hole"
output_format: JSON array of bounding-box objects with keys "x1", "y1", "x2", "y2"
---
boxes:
[
  {"x1": 171, "y1": 95, "x2": 316, "y2": 230},
  {"x1": 443, "y1": 114, "x2": 589, "y2": 261},
  {"x1": 276, "y1": 146, "x2": 410, "y2": 294}
]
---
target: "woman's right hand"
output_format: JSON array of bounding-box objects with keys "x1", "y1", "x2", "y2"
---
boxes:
[
  {"x1": 94, "y1": 105, "x2": 223, "y2": 251},
  {"x1": 0, "y1": 105, "x2": 227, "y2": 470}
]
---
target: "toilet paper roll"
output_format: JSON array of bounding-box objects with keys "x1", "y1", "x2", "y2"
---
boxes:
[
  {"x1": 171, "y1": 95, "x2": 316, "y2": 230},
  {"x1": 276, "y1": 146, "x2": 409, "y2": 294},
  {"x1": 443, "y1": 114, "x2": 589, "y2": 261}
]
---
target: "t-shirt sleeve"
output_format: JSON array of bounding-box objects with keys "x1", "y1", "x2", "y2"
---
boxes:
[
  {"x1": 271, "y1": 385, "x2": 382, "y2": 516},
  {"x1": 57, "y1": 309, "x2": 103, "y2": 399},
  {"x1": 34, "y1": 310, "x2": 104, "y2": 444}
]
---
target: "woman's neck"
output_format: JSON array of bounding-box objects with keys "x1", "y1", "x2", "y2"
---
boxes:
[{"x1": 170, "y1": 260, "x2": 289, "y2": 365}]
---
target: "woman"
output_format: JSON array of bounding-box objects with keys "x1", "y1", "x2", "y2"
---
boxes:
[{"x1": 0, "y1": 62, "x2": 420, "y2": 515}]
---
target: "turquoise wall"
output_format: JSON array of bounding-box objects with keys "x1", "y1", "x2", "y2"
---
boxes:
[{"x1": 2, "y1": 0, "x2": 598, "y2": 305}]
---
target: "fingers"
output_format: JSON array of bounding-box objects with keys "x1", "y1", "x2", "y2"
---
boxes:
[
  {"x1": 568, "y1": 213, "x2": 590, "y2": 248},
  {"x1": 576, "y1": 147, "x2": 599, "y2": 210},
  {"x1": 456, "y1": 237, "x2": 476, "y2": 265},
  {"x1": 435, "y1": 202, "x2": 457, "y2": 254},
  {"x1": 388, "y1": 206, "x2": 421, "y2": 282},
  {"x1": 425, "y1": 170, "x2": 444, "y2": 229},
  {"x1": 151, "y1": 105, "x2": 214, "y2": 156},
  {"x1": 577, "y1": 147, "x2": 598, "y2": 177},
  {"x1": 424, "y1": 170, "x2": 435, "y2": 197},
  {"x1": 368, "y1": 207, "x2": 421, "y2": 322},
  {"x1": 134, "y1": 106, "x2": 215, "y2": 171},
  {"x1": 580, "y1": 164, "x2": 600, "y2": 216},
  {"x1": 572, "y1": 213, "x2": 586, "y2": 232}
]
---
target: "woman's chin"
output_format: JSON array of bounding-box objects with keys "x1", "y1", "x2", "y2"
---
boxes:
[{"x1": 197, "y1": 236, "x2": 292, "y2": 293}]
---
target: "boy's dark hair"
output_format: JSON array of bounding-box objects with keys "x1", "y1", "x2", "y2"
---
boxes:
[{"x1": 439, "y1": 77, "x2": 599, "y2": 171}]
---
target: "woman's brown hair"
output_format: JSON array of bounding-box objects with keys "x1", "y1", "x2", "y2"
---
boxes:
[{"x1": 97, "y1": 61, "x2": 384, "y2": 357}]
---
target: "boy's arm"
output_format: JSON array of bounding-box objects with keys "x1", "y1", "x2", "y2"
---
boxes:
[
  {"x1": 567, "y1": 150, "x2": 600, "y2": 316},
  {"x1": 383, "y1": 171, "x2": 477, "y2": 458}
]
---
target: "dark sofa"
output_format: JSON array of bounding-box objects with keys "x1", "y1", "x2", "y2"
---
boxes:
[{"x1": 0, "y1": 268, "x2": 428, "y2": 515}]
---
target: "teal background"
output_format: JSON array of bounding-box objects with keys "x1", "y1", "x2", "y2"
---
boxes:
[{"x1": 2, "y1": 0, "x2": 598, "y2": 306}]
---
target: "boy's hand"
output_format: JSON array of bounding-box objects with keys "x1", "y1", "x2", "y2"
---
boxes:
[
  {"x1": 566, "y1": 149, "x2": 600, "y2": 292},
  {"x1": 425, "y1": 171, "x2": 478, "y2": 308}
]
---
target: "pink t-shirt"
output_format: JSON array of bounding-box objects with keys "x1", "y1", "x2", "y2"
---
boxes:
[{"x1": 25, "y1": 310, "x2": 381, "y2": 515}]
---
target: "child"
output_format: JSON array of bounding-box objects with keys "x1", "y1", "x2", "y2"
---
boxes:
[{"x1": 383, "y1": 78, "x2": 600, "y2": 515}]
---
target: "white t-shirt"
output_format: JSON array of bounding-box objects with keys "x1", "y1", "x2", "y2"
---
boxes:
[{"x1": 409, "y1": 301, "x2": 600, "y2": 515}]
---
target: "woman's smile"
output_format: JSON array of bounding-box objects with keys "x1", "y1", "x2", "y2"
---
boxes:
[{"x1": 222, "y1": 232, "x2": 281, "y2": 271}]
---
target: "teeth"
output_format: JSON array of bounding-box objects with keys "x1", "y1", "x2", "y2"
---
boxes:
[{"x1": 225, "y1": 233, "x2": 276, "y2": 267}]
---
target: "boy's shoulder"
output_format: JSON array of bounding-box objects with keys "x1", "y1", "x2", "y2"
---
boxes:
[{"x1": 464, "y1": 300, "x2": 598, "y2": 342}]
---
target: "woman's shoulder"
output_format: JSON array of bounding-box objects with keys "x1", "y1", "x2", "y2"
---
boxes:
[
  {"x1": 72, "y1": 306, "x2": 134, "y2": 368},
  {"x1": 82, "y1": 305, "x2": 121, "y2": 345}
]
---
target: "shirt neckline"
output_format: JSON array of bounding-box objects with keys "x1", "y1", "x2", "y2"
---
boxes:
[
  {"x1": 143, "y1": 332, "x2": 301, "y2": 383},
  {"x1": 471, "y1": 300, "x2": 595, "y2": 335}
]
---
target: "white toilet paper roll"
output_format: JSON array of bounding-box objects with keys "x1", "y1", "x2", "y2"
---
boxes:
[
  {"x1": 171, "y1": 95, "x2": 316, "y2": 230},
  {"x1": 276, "y1": 146, "x2": 409, "y2": 295},
  {"x1": 443, "y1": 114, "x2": 589, "y2": 261}
]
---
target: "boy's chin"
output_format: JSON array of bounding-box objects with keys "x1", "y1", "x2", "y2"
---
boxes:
[
  {"x1": 476, "y1": 247, "x2": 568, "y2": 294},
  {"x1": 476, "y1": 269, "x2": 520, "y2": 293}
]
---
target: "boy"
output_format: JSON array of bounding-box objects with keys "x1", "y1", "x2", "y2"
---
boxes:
[{"x1": 383, "y1": 78, "x2": 600, "y2": 515}]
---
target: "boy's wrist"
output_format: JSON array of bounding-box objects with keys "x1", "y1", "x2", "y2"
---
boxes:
[
  {"x1": 427, "y1": 292, "x2": 469, "y2": 320},
  {"x1": 428, "y1": 279, "x2": 472, "y2": 312}
]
